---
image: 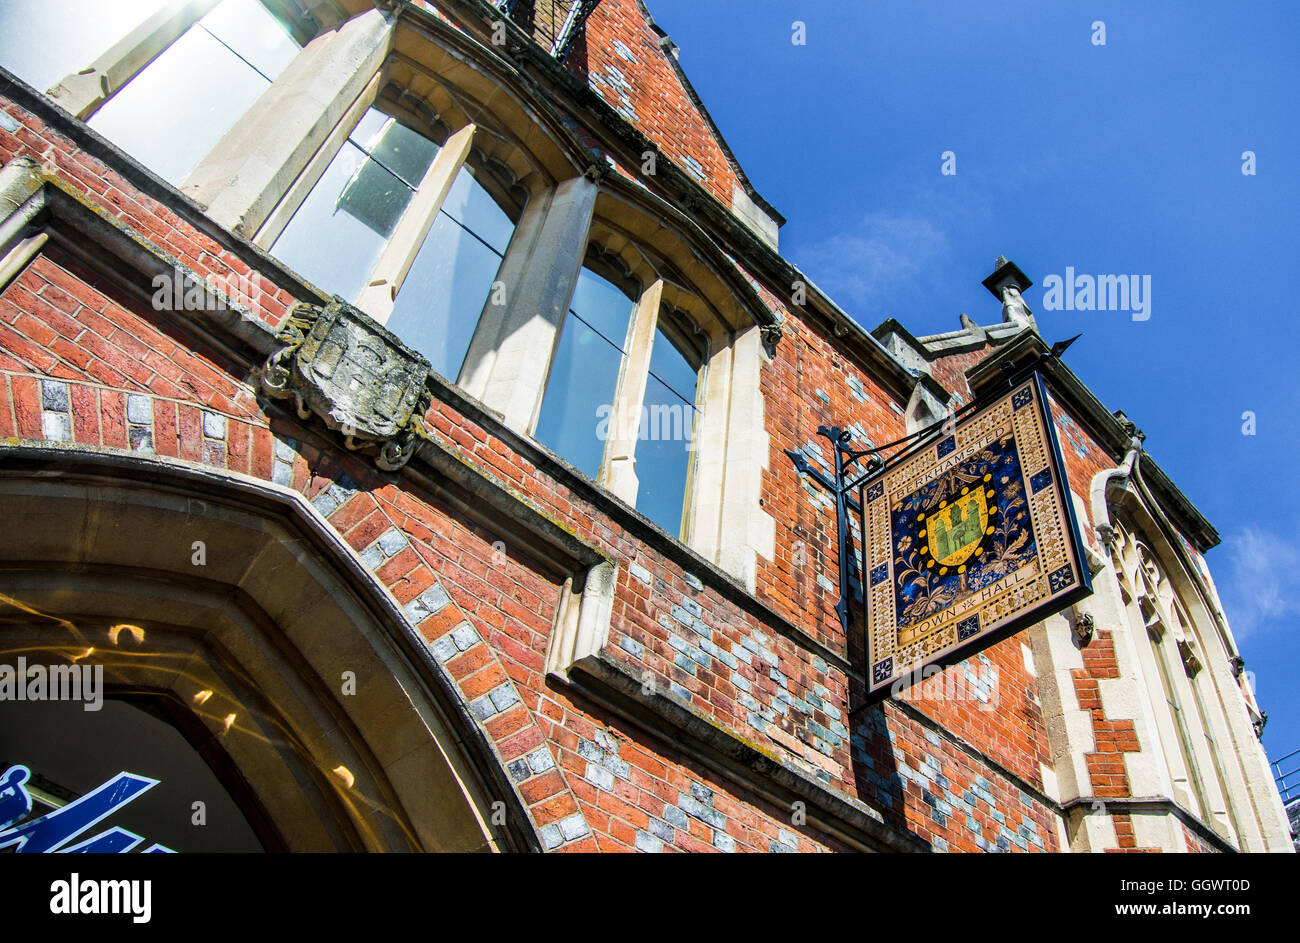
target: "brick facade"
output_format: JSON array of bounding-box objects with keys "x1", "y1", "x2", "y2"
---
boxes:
[{"x1": 0, "y1": 0, "x2": 1289, "y2": 853}]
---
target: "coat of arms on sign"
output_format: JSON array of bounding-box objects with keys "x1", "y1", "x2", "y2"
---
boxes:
[{"x1": 861, "y1": 375, "x2": 1091, "y2": 698}]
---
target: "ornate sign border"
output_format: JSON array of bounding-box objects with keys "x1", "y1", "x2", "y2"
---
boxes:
[{"x1": 858, "y1": 373, "x2": 1092, "y2": 700}]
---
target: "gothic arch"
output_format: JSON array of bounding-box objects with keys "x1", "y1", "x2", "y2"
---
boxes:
[
  {"x1": 0, "y1": 444, "x2": 537, "y2": 852},
  {"x1": 1098, "y1": 479, "x2": 1273, "y2": 850}
]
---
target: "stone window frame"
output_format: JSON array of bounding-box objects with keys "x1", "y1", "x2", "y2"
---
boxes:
[
  {"x1": 528, "y1": 194, "x2": 774, "y2": 567},
  {"x1": 248, "y1": 63, "x2": 539, "y2": 331},
  {"x1": 546, "y1": 224, "x2": 715, "y2": 541},
  {"x1": 1113, "y1": 520, "x2": 1240, "y2": 842},
  {"x1": 33, "y1": 0, "x2": 778, "y2": 584},
  {"x1": 1168, "y1": 596, "x2": 1249, "y2": 844},
  {"x1": 43, "y1": 0, "x2": 230, "y2": 121}
]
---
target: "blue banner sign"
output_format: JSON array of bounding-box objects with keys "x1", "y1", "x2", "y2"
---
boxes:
[{"x1": 0, "y1": 764, "x2": 175, "y2": 853}]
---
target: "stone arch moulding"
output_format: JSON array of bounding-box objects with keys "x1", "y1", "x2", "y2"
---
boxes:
[
  {"x1": 1090, "y1": 467, "x2": 1292, "y2": 851},
  {"x1": 0, "y1": 443, "x2": 540, "y2": 852},
  {"x1": 1092, "y1": 457, "x2": 1238, "y2": 665}
]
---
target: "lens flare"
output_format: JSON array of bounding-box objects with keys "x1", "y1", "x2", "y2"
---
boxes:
[{"x1": 108, "y1": 624, "x2": 146, "y2": 645}]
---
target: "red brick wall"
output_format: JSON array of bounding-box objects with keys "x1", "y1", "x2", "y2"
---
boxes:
[
  {"x1": 1074, "y1": 630, "x2": 1144, "y2": 800},
  {"x1": 755, "y1": 303, "x2": 905, "y2": 652},
  {"x1": 0, "y1": 82, "x2": 1067, "y2": 850},
  {"x1": 753, "y1": 302, "x2": 1057, "y2": 802},
  {"x1": 926, "y1": 346, "x2": 985, "y2": 404},
  {"x1": 1181, "y1": 824, "x2": 1216, "y2": 853},
  {"x1": 0, "y1": 243, "x2": 849, "y2": 852},
  {"x1": 577, "y1": 0, "x2": 741, "y2": 207}
]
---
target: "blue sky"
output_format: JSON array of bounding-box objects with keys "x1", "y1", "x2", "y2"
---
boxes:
[{"x1": 646, "y1": 0, "x2": 1300, "y2": 765}]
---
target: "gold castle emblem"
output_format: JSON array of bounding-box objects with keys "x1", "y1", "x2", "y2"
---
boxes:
[{"x1": 918, "y1": 475, "x2": 998, "y2": 574}]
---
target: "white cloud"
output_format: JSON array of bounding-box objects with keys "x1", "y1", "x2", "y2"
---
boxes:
[
  {"x1": 793, "y1": 210, "x2": 948, "y2": 310},
  {"x1": 1217, "y1": 524, "x2": 1300, "y2": 641}
]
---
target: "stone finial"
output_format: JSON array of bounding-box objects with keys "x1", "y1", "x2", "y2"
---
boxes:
[{"x1": 981, "y1": 256, "x2": 1036, "y2": 329}]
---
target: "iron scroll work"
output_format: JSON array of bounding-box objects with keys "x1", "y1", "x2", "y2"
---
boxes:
[{"x1": 788, "y1": 371, "x2": 1093, "y2": 701}]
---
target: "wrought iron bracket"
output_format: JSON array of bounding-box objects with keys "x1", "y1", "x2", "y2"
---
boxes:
[
  {"x1": 784, "y1": 425, "x2": 887, "y2": 640},
  {"x1": 783, "y1": 335, "x2": 1083, "y2": 643}
]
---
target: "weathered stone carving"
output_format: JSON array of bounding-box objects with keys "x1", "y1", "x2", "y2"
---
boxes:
[
  {"x1": 759, "y1": 314, "x2": 783, "y2": 359},
  {"x1": 260, "y1": 297, "x2": 431, "y2": 471},
  {"x1": 1072, "y1": 611, "x2": 1095, "y2": 646}
]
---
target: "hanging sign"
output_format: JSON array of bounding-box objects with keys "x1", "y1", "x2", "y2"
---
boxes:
[{"x1": 859, "y1": 373, "x2": 1092, "y2": 699}]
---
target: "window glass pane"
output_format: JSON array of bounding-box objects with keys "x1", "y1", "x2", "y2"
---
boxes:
[
  {"x1": 2, "y1": 696, "x2": 264, "y2": 851},
  {"x1": 365, "y1": 119, "x2": 439, "y2": 190},
  {"x1": 649, "y1": 325, "x2": 701, "y2": 406},
  {"x1": 0, "y1": 0, "x2": 165, "y2": 93},
  {"x1": 387, "y1": 209, "x2": 505, "y2": 381},
  {"x1": 349, "y1": 108, "x2": 390, "y2": 146},
  {"x1": 635, "y1": 330, "x2": 699, "y2": 536},
  {"x1": 270, "y1": 111, "x2": 442, "y2": 301},
  {"x1": 87, "y1": 0, "x2": 300, "y2": 185},
  {"x1": 568, "y1": 265, "x2": 635, "y2": 350},
  {"x1": 335, "y1": 147, "x2": 416, "y2": 239},
  {"x1": 387, "y1": 166, "x2": 514, "y2": 380},
  {"x1": 534, "y1": 268, "x2": 635, "y2": 479},
  {"x1": 270, "y1": 141, "x2": 393, "y2": 300},
  {"x1": 199, "y1": 0, "x2": 299, "y2": 78},
  {"x1": 439, "y1": 166, "x2": 515, "y2": 256}
]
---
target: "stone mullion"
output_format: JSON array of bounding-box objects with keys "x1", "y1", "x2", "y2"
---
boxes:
[
  {"x1": 1195, "y1": 646, "x2": 1270, "y2": 850},
  {"x1": 599, "y1": 278, "x2": 663, "y2": 507},
  {"x1": 1142, "y1": 616, "x2": 1201, "y2": 812},
  {"x1": 252, "y1": 69, "x2": 385, "y2": 250},
  {"x1": 713, "y1": 325, "x2": 775, "y2": 591},
  {"x1": 180, "y1": 7, "x2": 397, "y2": 238},
  {"x1": 457, "y1": 174, "x2": 597, "y2": 434},
  {"x1": 686, "y1": 328, "x2": 731, "y2": 559},
  {"x1": 354, "y1": 123, "x2": 476, "y2": 323},
  {"x1": 1184, "y1": 664, "x2": 1246, "y2": 846},
  {"x1": 1160, "y1": 618, "x2": 1231, "y2": 835},
  {"x1": 47, "y1": 0, "x2": 223, "y2": 120}
]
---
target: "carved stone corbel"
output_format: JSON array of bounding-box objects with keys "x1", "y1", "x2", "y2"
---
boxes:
[
  {"x1": 1071, "y1": 610, "x2": 1095, "y2": 646},
  {"x1": 759, "y1": 315, "x2": 784, "y2": 359},
  {"x1": 260, "y1": 297, "x2": 432, "y2": 471}
]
